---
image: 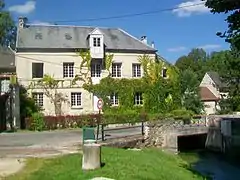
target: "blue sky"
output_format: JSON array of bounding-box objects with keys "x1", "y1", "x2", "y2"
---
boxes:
[{"x1": 7, "y1": 0, "x2": 230, "y2": 63}]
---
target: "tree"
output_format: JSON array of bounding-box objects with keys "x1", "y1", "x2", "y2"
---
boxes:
[
  {"x1": 35, "y1": 75, "x2": 69, "y2": 116},
  {"x1": 175, "y1": 55, "x2": 194, "y2": 72},
  {"x1": 0, "y1": 0, "x2": 16, "y2": 47},
  {"x1": 205, "y1": 0, "x2": 240, "y2": 111},
  {"x1": 179, "y1": 69, "x2": 204, "y2": 114},
  {"x1": 19, "y1": 85, "x2": 40, "y2": 129},
  {"x1": 188, "y1": 48, "x2": 207, "y2": 62},
  {"x1": 205, "y1": 0, "x2": 240, "y2": 50},
  {"x1": 207, "y1": 50, "x2": 232, "y2": 75},
  {"x1": 138, "y1": 54, "x2": 165, "y2": 84},
  {"x1": 175, "y1": 48, "x2": 208, "y2": 80}
]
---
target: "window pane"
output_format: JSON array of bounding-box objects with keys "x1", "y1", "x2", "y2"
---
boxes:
[
  {"x1": 132, "y1": 64, "x2": 141, "y2": 77},
  {"x1": 63, "y1": 63, "x2": 74, "y2": 78},
  {"x1": 110, "y1": 93, "x2": 119, "y2": 106},
  {"x1": 134, "y1": 92, "x2": 143, "y2": 105},
  {"x1": 91, "y1": 63, "x2": 101, "y2": 77},
  {"x1": 32, "y1": 92, "x2": 43, "y2": 107},
  {"x1": 71, "y1": 92, "x2": 82, "y2": 107},
  {"x1": 93, "y1": 38, "x2": 97, "y2": 47},
  {"x1": 32, "y1": 63, "x2": 43, "y2": 78},
  {"x1": 112, "y1": 63, "x2": 121, "y2": 77},
  {"x1": 97, "y1": 38, "x2": 101, "y2": 47}
]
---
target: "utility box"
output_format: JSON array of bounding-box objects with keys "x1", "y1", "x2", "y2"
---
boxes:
[{"x1": 82, "y1": 127, "x2": 95, "y2": 144}]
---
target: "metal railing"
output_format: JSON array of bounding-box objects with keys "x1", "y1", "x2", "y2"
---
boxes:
[
  {"x1": 96, "y1": 121, "x2": 145, "y2": 141},
  {"x1": 94, "y1": 115, "x2": 207, "y2": 141}
]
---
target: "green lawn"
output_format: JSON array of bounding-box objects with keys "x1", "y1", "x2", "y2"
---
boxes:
[{"x1": 7, "y1": 147, "x2": 208, "y2": 180}]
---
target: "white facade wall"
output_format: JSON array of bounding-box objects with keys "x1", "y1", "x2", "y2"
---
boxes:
[
  {"x1": 203, "y1": 101, "x2": 217, "y2": 115},
  {"x1": 16, "y1": 52, "x2": 155, "y2": 115}
]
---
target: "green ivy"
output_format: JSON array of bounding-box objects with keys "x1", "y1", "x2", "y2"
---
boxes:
[
  {"x1": 84, "y1": 76, "x2": 182, "y2": 114},
  {"x1": 83, "y1": 54, "x2": 182, "y2": 114}
]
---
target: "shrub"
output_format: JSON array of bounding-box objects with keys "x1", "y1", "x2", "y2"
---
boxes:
[
  {"x1": 31, "y1": 112, "x2": 45, "y2": 131},
  {"x1": 25, "y1": 112, "x2": 146, "y2": 131},
  {"x1": 25, "y1": 114, "x2": 100, "y2": 131},
  {"x1": 102, "y1": 110, "x2": 143, "y2": 125},
  {"x1": 19, "y1": 85, "x2": 41, "y2": 129},
  {"x1": 170, "y1": 109, "x2": 193, "y2": 118},
  {"x1": 24, "y1": 111, "x2": 200, "y2": 131}
]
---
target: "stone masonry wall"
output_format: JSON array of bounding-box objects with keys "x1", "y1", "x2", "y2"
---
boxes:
[{"x1": 144, "y1": 118, "x2": 184, "y2": 147}]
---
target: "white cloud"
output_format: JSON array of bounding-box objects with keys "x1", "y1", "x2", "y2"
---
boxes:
[
  {"x1": 32, "y1": 20, "x2": 52, "y2": 25},
  {"x1": 198, "y1": 44, "x2": 221, "y2": 50},
  {"x1": 167, "y1": 46, "x2": 187, "y2": 52},
  {"x1": 9, "y1": 1, "x2": 36, "y2": 14},
  {"x1": 173, "y1": 0, "x2": 209, "y2": 17}
]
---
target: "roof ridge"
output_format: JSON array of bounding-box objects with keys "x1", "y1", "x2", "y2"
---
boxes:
[
  {"x1": 27, "y1": 23, "x2": 117, "y2": 30},
  {"x1": 117, "y1": 28, "x2": 157, "y2": 51}
]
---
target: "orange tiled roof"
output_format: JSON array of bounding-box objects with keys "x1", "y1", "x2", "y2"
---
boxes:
[{"x1": 199, "y1": 87, "x2": 219, "y2": 101}]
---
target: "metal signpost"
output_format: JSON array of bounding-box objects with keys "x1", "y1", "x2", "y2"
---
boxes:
[{"x1": 96, "y1": 98, "x2": 104, "y2": 141}]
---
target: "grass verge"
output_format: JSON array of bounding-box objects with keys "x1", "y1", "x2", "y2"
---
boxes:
[{"x1": 7, "y1": 147, "x2": 209, "y2": 180}]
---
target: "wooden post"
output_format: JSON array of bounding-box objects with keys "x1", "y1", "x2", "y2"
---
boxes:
[{"x1": 82, "y1": 143, "x2": 101, "y2": 170}]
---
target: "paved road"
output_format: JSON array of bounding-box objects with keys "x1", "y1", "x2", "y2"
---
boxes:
[
  {"x1": 0, "y1": 127, "x2": 141, "y2": 157},
  {"x1": 0, "y1": 129, "x2": 83, "y2": 148},
  {"x1": 0, "y1": 127, "x2": 141, "y2": 147}
]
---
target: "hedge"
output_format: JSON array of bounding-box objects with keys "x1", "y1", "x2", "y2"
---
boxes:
[
  {"x1": 25, "y1": 112, "x2": 147, "y2": 131},
  {"x1": 25, "y1": 109, "x2": 200, "y2": 131}
]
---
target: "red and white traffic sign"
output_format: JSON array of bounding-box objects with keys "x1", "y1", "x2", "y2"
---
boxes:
[{"x1": 97, "y1": 98, "x2": 104, "y2": 110}]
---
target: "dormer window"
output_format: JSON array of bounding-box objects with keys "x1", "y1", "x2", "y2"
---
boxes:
[
  {"x1": 89, "y1": 28, "x2": 104, "y2": 58},
  {"x1": 93, "y1": 37, "x2": 101, "y2": 47}
]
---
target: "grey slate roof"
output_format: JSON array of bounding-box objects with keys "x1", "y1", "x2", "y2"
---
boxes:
[
  {"x1": 207, "y1": 71, "x2": 227, "y2": 88},
  {"x1": 0, "y1": 47, "x2": 15, "y2": 69},
  {"x1": 16, "y1": 24, "x2": 156, "y2": 52}
]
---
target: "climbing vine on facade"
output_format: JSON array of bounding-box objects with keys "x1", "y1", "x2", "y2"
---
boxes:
[
  {"x1": 72, "y1": 50, "x2": 114, "y2": 85},
  {"x1": 27, "y1": 50, "x2": 114, "y2": 115},
  {"x1": 72, "y1": 49, "x2": 92, "y2": 86},
  {"x1": 84, "y1": 54, "x2": 182, "y2": 114},
  {"x1": 105, "y1": 53, "x2": 114, "y2": 74}
]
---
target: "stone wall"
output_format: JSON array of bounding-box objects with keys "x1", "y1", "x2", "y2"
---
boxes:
[
  {"x1": 144, "y1": 118, "x2": 184, "y2": 148},
  {"x1": 143, "y1": 115, "x2": 240, "y2": 153},
  {"x1": 101, "y1": 135, "x2": 143, "y2": 149},
  {"x1": 206, "y1": 115, "x2": 222, "y2": 127}
]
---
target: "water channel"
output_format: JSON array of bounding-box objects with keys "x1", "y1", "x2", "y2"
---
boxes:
[
  {"x1": 178, "y1": 135, "x2": 240, "y2": 180},
  {"x1": 180, "y1": 151, "x2": 240, "y2": 180}
]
